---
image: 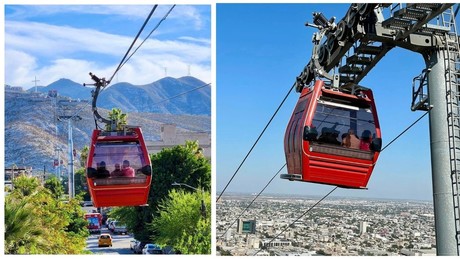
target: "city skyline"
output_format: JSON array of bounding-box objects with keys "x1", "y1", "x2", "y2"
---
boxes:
[{"x1": 217, "y1": 193, "x2": 436, "y2": 256}]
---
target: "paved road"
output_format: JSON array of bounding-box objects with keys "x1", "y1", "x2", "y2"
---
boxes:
[
  {"x1": 82, "y1": 205, "x2": 136, "y2": 255},
  {"x1": 86, "y1": 226, "x2": 135, "y2": 255}
]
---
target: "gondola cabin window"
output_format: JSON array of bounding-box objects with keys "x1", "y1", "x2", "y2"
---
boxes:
[
  {"x1": 309, "y1": 98, "x2": 377, "y2": 160},
  {"x1": 89, "y1": 142, "x2": 148, "y2": 186}
]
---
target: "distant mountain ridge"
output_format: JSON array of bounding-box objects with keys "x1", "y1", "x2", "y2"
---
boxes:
[{"x1": 31, "y1": 76, "x2": 210, "y2": 115}]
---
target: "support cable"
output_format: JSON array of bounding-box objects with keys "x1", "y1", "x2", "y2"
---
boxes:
[
  {"x1": 107, "y1": 5, "x2": 158, "y2": 84},
  {"x1": 218, "y1": 164, "x2": 286, "y2": 239},
  {"x1": 380, "y1": 109, "x2": 429, "y2": 152},
  {"x1": 152, "y1": 82, "x2": 210, "y2": 106},
  {"x1": 216, "y1": 83, "x2": 296, "y2": 202},
  {"x1": 253, "y1": 187, "x2": 338, "y2": 256},
  {"x1": 119, "y1": 5, "x2": 176, "y2": 71}
]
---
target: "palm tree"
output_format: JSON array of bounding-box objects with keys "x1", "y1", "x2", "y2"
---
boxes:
[
  {"x1": 106, "y1": 108, "x2": 127, "y2": 131},
  {"x1": 4, "y1": 197, "x2": 43, "y2": 254}
]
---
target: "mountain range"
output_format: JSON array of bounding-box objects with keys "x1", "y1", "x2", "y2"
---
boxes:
[
  {"x1": 31, "y1": 76, "x2": 211, "y2": 115},
  {"x1": 5, "y1": 76, "x2": 211, "y2": 173}
]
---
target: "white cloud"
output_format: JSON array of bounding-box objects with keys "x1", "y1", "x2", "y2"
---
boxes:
[
  {"x1": 6, "y1": 5, "x2": 208, "y2": 29},
  {"x1": 5, "y1": 21, "x2": 131, "y2": 57},
  {"x1": 5, "y1": 18, "x2": 210, "y2": 88},
  {"x1": 5, "y1": 50, "x2": 38, "y2": 86}
]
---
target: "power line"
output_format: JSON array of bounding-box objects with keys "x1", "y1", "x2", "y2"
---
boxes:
[
  {"x1": 152, "y1": 82, "x2": 211, "y2": 106},
  {"x1": 107, "y1": 5, "x2": 158, "y2": 84},
  {"x1": 119, "y1": 5, "x2": 176, "y2": 71},
  {"x1": 216, "y1": 83, "x2": 296, "y2": 202},
  {"x1": 218, "y1": 163, "x2": 286, "y2": 239},
  {"x1": 253, "y1": 186, "x2": 338, "y2": 256},
  {"x1": 232, "y1": 109, "x2": 431, "y2": 255}
]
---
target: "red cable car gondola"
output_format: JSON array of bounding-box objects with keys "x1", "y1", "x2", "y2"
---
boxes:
[
  {"x1": 281, "y1": 79, "x2": 382, "y2": 189},
  {"x1": 85, "y1": 73, "x2": 152, "y2": 207},
  {"x1": 86, "y1": 127, "x2": 152, "y2": 207}
]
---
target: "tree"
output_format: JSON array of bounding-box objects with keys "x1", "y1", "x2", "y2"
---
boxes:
[
  {"x1": 80, "y1": 146, "x2": 89, "y2": 167},
  {"x1": 151, "y1": 189, "x2": 211, "y2": 254},
  {"x1": 106, "y1": 108, "x2": 127, "y2": 131},
  {"x1": 74, "y1": 168, "x2": 90, "y2": 201},
  {"x1": 112, "y1": 140, "x2": 211, "y2": 243},
  {"x1": 4, "y1": 196, "x2": 43, "y2": 254},
  {"x1": 44, "y1": 176, "x2": 64, "y2": 199},
  {"x1": 12, "y1": 175, "x2": 40, "y2": 197},
  {"x1": 5, "y1": 175, "x2": 89, "y2": 254}
]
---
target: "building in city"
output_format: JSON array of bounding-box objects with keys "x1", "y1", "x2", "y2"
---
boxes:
[
  {"x1": 360, "y1": 221, "x2": 369, "y2": 235},
  {"x1": 237, "y1": 219, "x2": 256, "y2": 234},
  {"x1": 145, "y1": 124, "x2": 211, "y2": 158}
]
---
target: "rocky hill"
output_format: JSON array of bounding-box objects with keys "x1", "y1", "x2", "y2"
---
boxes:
[
  {"x1": 30, "y1": 76, "x2": 211, "y2": 115},
  {"x1": 5, "y1": 76, "x2": 210, "y2": 173}
]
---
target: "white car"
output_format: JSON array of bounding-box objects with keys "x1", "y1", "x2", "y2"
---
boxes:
[
  {"x1": 130, "y1": 239, "x2": 139, "y2": 250},
  {"x1": 82, "y1": 201, "x2": 93, "y2": 207},
  {"x1": 142, "y1": 244, "x2": 162, "y2": 254}
]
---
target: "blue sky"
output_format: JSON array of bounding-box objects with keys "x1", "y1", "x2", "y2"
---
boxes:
[
  {"x1": 4, "y1": 4, "x2": 211, "y2": 88},
  {"x1": 217, "y1": 3, "x2": 440, "y2": 201}
]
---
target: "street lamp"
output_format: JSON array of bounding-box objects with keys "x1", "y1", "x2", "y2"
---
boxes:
[{"x1": 171, "y1": 182, "x2": 206, "y2": 218}]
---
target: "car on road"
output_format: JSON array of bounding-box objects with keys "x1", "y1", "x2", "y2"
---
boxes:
[
  {"x1": 130, "y1": 239, "x2": 139, "y2": 250},
  {"x1": 108, "y1": 220, "x2": 117, "y2": 231},
  {"x1": 133, "y1": 242, "x2": 147, "y2": 254},
  {"x1": 114, "y1": 224, "x2": 128, "y2": 235},
  {"x1": 98, "y1": 234, "x2": 112, "y2": 247},
  {"x1": 162, "y1": 246, "x2": 177, "y2": 254},
  {"x1": 82, "y1": 201, "x2": 93, "y2": 207},
  {"x1": 142, "y1": 243, "x2": 162, "y2": 254}
]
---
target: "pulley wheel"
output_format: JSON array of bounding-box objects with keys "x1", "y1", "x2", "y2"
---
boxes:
[
  {"x1": 346, "y1": 9, "x2": 358, "y2": 29},
  {"x1": 318, "y1": 44, "x2": 329, "y2": 66},
  {"x1": 336, "y1": 20, "x2": 348, "y2": 41}
]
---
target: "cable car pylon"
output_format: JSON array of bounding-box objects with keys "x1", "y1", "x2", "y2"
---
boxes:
[{"x1": 288, "y1": 4, "x2": 460, "y2": 255}]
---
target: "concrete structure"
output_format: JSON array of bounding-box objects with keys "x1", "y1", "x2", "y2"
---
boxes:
[
  {"x1": 237, "y1": 219, "x2": 257, "y2": 234},
  {"x1": 261, "y1": 239, "x2": 292, "y2": 248},
  {"x1": 4, "y1": 166, "x2": 33, "y2": 181},
  {"x1": 360, "y1": 221, "x2": 369, "y2": 235},
  {"x1": 145, "y1": 124, "x2": 211, "y2": 158}
]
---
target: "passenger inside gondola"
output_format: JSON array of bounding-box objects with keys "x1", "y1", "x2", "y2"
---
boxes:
[
  {"x1": 360, "y1": 130, "x2": 372, "y2": 151},
  {"x1": 318, "y1": 125, "x2": 340, "y2": 145},
  {"x1": 121, "y1": 160, "x2": 135, "y2": 177},
  {"x1": 342, "y1": 129, "x2": 360, "y2": 149},
  {"x1": 96, "y1": 161, "x2": 110, "y2": 178},
  {"x1": 111, "y1": 163, "x2": 123, "y2": 177}
]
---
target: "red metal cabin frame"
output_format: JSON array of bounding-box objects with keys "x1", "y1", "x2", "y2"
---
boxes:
[
  {"x1": 282, "y1": 80, "x2": 381, "y2": 188},
  {"x1": 86, "y1": 127, "x2": 152, "y2": 207}
]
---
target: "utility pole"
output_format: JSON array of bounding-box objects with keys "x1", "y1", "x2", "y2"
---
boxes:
[
  {"x1": 32, "y1": 76, "x2": 40, "y2": 93},
  {"x1": 58, "y1": 115, "x2": 82, "y2": 199}
]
